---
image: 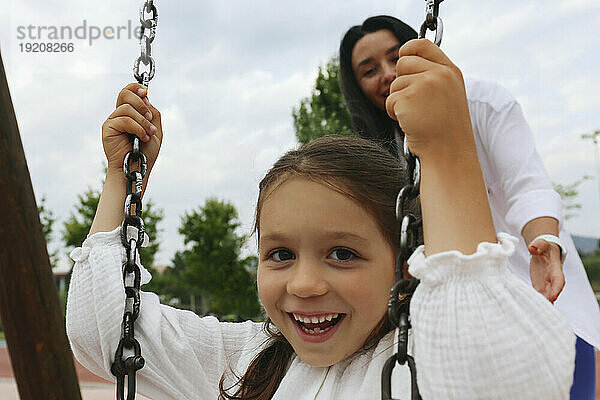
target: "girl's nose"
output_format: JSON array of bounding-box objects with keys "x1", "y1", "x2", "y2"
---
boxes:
[{"x1": 286, "y1": 259, "x2": 328, "y2": 298}]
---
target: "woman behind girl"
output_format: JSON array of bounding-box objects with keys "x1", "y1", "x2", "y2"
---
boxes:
[
  {"x1": 339, "y1": 15, "x2": 599, "y2": 398},
  {"x1": 67, "y1": 39, "x2": 574, "y2": 399}
]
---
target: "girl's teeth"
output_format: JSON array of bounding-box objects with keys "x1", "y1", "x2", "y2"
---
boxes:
[
  {"x1": 301, "y1": 325, "x2": 332, "y2": 335},
  {"x1": 293, "y1": 313, "x2": 340, "y2": 323}
]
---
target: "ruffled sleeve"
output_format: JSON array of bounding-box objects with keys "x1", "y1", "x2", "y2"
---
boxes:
[
  {"x1": 408, "y1": 233, "x2": 575, "y2": 399},
  {"x1": 65, "y1": 228, "x2": 267, "y2": 400}
]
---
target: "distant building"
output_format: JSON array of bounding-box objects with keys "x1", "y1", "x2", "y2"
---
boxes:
[
  {"x1": 52, "y1": 253, "x2": 72, "y2": 293},
  {"x1": 573, "y1": 235, "x2": 600, "y2": 256}
]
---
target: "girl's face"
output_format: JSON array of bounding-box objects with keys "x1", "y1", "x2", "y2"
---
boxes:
[
  {"x1": 257, "y1": 177, "x2": 395, "y2": 367},
  {"x1": 351, "y1": 29, "x2": 401, "y2": 111}
]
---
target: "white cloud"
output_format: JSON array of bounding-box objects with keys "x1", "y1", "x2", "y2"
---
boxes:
[{"x1": 3, "y1": 0, "x2": 599, "y2": 266}]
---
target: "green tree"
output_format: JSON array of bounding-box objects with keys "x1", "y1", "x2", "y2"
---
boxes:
[
  {"x1": 552, "y1": 176, "x2": 591, "y2": 220},
  {"x1": 165, "y1": 198, "x2": 261, "y2": 319},
  {"x1": 38, "y1": 195, "x2": 58, "y2": 268},
  {"x1": 63, "y1": 186, "x2": 164, "y2": 273},
  {"x1": 144, "y1": 251, "x2": 201, "y2": 311},
  {"x1": 292, "y1": 56, "x2": 353, "y2": 144},
  {"x1": 582, "y1": 253, "x2": 600, "y2": 291},
  {"x1": 62, "y1": 188, "x2": 100, "y2": 251}
]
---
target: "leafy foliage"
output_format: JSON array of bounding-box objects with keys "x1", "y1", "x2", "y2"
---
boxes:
[
  {"x1": 552, "y1": 176, "x2": 592, "y2": 220},
  {"x1": 38, "y1": 195, "x2": 58, "y2": 268},
  {"x1": 582, "y1": 253, "x2": 600, "y2": 292},
  {"x1": 581, "y1": 130, "x2": 600, "y2": 144},
  {"x1": 62, "y1": 188, "x2": 101, "y2": 250},
  {"x1": 292, "y1": 56, "x2": 353, "y2": 144},
  {"x1": 144, "y1": 251, "x2": 201, "y2": 310},
  {"x1": 62, "y1": 187, "x2": 164, "y2": 273},
  {"x1": 150, "y1": 198, "x2": 261, "y2": 319}
]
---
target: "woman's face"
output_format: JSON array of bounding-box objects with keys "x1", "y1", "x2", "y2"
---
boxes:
[
  {"x1": 351, "y1": 29, "x2": 401, "y2": 111},
  {"x1": 257, "y1": 177, "x2": 395, "y2": 367}
]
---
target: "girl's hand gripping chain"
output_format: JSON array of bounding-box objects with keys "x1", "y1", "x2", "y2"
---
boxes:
[
  {"x1": 386, "y1": 39, "x2": 496, "y2": 256},
  {"x1": 102, "y1": 82, "x2": 163, "y2": 181},
  {"x1": 385, "y1": 39, "x2": 472, "y2": 160},
  {"x1": 90, "y1": 83, "x2": 163, "y2": 236}
]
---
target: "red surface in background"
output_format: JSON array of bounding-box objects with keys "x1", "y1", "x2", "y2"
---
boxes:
[{"x1": 0, "y1": 347, "x2": 110, "y2": 384}]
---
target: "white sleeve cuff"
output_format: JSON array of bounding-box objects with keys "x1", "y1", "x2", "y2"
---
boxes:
[
  {"x1": 407, "y1": 233, "x2": 575, "y2": 399},
  {"x1": 530, "y1": 234, "x2": 567, "y2": 263},
  {"x1": 407, "y1": 233, "x2": 517, "y2": 286}
]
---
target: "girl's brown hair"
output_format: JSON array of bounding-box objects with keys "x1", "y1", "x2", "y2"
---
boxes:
[{"x1": 219, "y1": 135, "x2": 418, "y2": 400}]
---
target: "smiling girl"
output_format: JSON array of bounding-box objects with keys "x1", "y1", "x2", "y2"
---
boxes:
[{"x1": 66, "y1": 39, "x2": 574, "y2": 399}]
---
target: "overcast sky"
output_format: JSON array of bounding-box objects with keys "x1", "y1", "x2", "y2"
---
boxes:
[{"x1": 1, "y1": 0, "x2": 599, "y2": 270}]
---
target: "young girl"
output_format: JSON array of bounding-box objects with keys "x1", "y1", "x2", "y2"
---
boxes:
[
  {"x1": 339, "y1": 15, "x2": 599, "y2": 398},
  {"x1": 66, "y1": 40, "x2": 575, "y2": 399}
]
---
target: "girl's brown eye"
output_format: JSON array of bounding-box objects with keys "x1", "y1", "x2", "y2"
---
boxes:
[
  {"x1": 329, "y1": 248, "x2": 357, "y2": 262},
  {"x1": 269, "y1": 249, "x2": 295, "y2": 262}
]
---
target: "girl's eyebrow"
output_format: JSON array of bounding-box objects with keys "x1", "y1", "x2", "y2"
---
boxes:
[
  {"x1": 259, "y1": 232, "x2": 288, "y2": 244},
  {"x1": 323, "y1": 231, "x2": 369, "y2": 244},
  {"x1": 260, "y1": 231, "x2": 369, "y2": 245}
]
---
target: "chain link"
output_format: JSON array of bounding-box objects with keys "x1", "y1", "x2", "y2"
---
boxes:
[
  {"x1": 381, "y1": 2, "x2": 445, "y2": 399},
  {"x1": 111, "y1": 1, "x2": 158, "y2": 399},
  {"x1": 381, "y1": 136, "x2": 422, "y2": 400},
  {"x1": 419, "y1": 0, "x2": 444, "y2": 46},
  {"x1": 133, "y1": 1, "x2": 158, "y2": 87}
]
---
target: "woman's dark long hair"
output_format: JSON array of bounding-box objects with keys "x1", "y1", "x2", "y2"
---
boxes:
[
  {"x1": 219, "y1": 136, "x2": 421, "y2": 400},
  {"x1": 339, "y1": 15, "x2": 418, "y2": 156}
]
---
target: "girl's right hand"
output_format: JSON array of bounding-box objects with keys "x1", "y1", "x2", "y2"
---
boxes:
[{"x1": 102, "y1": 83, "x2": 163, "y2": 175}]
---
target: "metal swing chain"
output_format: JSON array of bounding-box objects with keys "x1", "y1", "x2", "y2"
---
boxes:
[
  {"x1": 381, "y1": 1, "x2": 444, "y2": 399},
  {"x1": 110, "y1": 2, "x2": 158, "y2": 400}
]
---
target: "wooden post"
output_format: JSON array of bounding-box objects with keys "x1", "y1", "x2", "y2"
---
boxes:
[{"x1": 0, "y1": 50, "x2": 82, "y2": 399}]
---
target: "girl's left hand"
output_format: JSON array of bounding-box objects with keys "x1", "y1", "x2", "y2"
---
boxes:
[{"x1": 528, "y1": 239, "x2": 565, "y2": 303}]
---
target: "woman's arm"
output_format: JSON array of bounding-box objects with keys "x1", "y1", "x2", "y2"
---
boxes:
[{"x1": 470, "y1": 80, "x2": 565, "y2": 300}]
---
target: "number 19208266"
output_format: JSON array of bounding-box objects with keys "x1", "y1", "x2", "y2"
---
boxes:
[{"x1": 19, "y1": 42, "x2": 74, "y2": 53}]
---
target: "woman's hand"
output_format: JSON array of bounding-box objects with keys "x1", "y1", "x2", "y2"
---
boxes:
[
  {"x1": 102, "y1": 82, "x2": 163, "y2": 175},
  {"x1": 385, "y1": 39, "x2": 473, "y2": 160},
  {"x1": 529, "y1": 239, "x2": 565, "y2": 303}
]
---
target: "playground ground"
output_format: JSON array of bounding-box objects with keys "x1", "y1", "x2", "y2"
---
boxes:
[
  {"x1": 0, "y1": 347, "x2": 150, "y2": 399},
  {"x1": 0, "y1": 346, "x2": 598, "y2": 399}
]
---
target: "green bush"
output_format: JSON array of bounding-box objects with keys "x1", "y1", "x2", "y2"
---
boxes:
[{"x1": 582, "y1": 253, "x2": 600, "y2": 292}]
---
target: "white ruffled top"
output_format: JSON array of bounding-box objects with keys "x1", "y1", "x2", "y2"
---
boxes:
[{"x1": 66, "y1": 229, "x2": 575, "y2": 399}]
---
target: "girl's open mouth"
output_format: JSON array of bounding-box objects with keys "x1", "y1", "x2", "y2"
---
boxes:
[{"x1": 288, "y1": 313, "x2": 346, "y2": 342}]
